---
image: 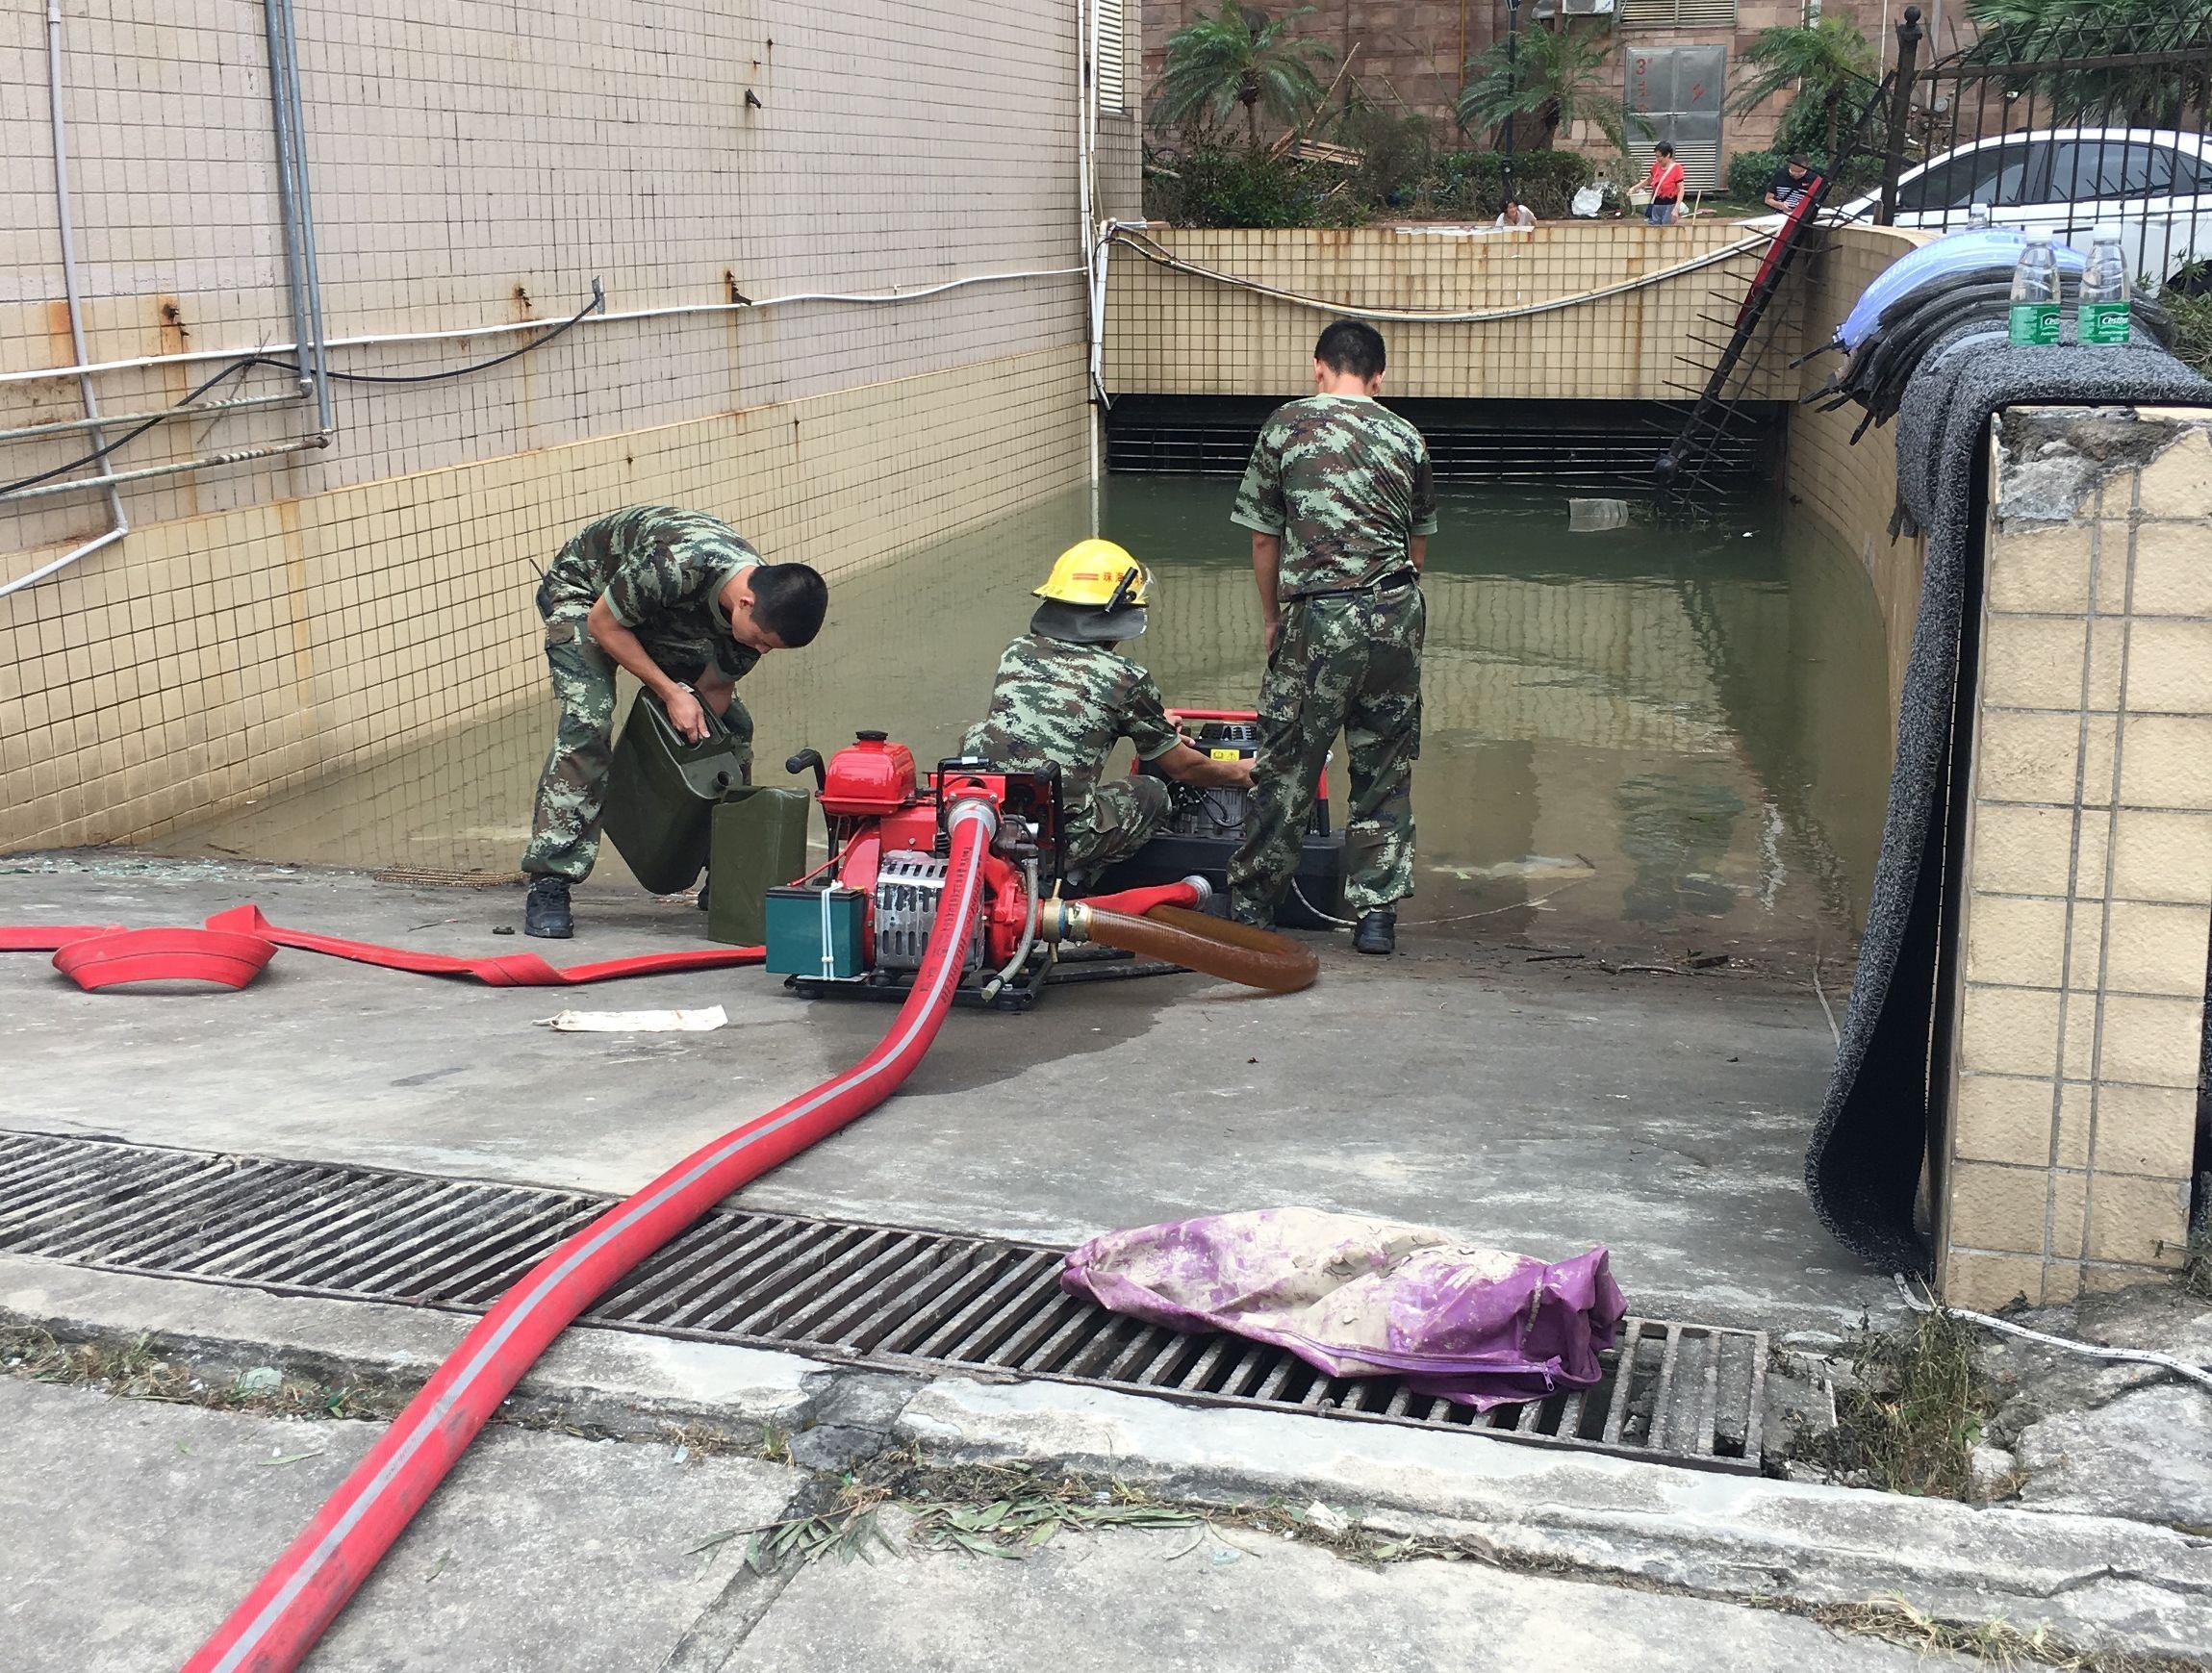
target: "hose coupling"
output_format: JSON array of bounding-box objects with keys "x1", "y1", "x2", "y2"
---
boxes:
[
  {"x1": 1035, "y1": 899, "x2": 1093, "y2": 946},
  {"x1": 1179, "y1": 875, "x2": 1213, "y2": 906}
]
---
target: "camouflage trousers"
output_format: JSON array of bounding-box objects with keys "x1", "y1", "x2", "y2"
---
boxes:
[
  {"x1": 1229, "y1": 583, "x2": 1424, "y2": 923},
  {"x1": 1067, "y1": 774, "x2": 1171, "y2": 873},
  {"x1": 521, "y1": 612, "x2": 751, "y2": 882}
]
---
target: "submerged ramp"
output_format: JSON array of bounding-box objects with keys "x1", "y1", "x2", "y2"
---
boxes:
[{"x1": 1805, "y1": 342, "x2": 2210, "y2": 1270}]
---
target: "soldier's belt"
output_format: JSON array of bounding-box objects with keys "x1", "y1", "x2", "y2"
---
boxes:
[{"x1": 1282, "y1": 568, "x2": 1418, "y2": 604}]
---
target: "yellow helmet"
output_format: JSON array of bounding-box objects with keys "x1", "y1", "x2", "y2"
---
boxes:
[{"x1": 1033, "y1": 540, "x2": 1150, "y2": 609}]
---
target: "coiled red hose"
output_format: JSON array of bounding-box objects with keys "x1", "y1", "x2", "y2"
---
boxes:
[{"x1": 181, "y1": 799, "x2": 1001, "y2": 1673}]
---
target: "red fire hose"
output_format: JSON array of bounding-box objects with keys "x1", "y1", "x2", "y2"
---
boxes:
[{"x1": 180, "y1": 797, "x2": 1003, "y2": 1673}]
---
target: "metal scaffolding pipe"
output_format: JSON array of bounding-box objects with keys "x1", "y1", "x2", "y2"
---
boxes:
[
  {"x1": 0, "y1": 437, "x2": 329, "y2": 506},
  {"x1": 12, "y1": 0, "x2": 131, "y2": 601},
  {"x1": 268, "y1": 0, "x2": 333, "y2": 434},
  {"x1": 0, "y1": 390, "x2": 303, "y2": 447}
]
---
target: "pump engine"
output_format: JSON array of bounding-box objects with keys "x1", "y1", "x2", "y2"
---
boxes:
[{"x1": 763, "y1": 731, "x2": 1187, "y2": 1010}]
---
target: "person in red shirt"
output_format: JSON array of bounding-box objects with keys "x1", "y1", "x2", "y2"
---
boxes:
[{"x1": 1643, "y1": 141, "x2": 1685, "y2": 225}]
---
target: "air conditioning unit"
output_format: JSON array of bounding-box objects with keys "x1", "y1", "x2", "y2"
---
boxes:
[{"x1": 1563, "y1": 0, "x2": 1617, "y2": 13}]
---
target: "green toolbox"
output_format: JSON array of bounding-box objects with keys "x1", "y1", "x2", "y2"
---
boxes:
[
  {"x1": 764, "y1": 885, "x2": 867, "y2": 978},
  {"x1": 706, "y1": 787, "x2": 812, "y2": 947},
  {"x1": 600, "y1": 692, "x2": 750, "y2": 895}
]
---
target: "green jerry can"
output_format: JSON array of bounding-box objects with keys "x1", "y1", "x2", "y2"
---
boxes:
[
  {"x1": 706, "y1": 787, "x2": 812, "y2": 947},
  {"x1": 600, "y1": 692, "x2": 750, "y2": 895}
]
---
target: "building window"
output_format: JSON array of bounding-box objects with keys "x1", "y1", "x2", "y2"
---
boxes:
[
  {"x1": 1096, "y1": 0, "x2": 1128, "y2": 114},
  {"x1": 1626, "y1": 43, "x2": 1726, "y2": 191},
  {"x1": 1618, "y1": 0, "x2": 1738, "y2": 29}
]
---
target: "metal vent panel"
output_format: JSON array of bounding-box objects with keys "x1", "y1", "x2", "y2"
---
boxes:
[
  {"x1": 0, "y1": 1133, "x2": 1766, "y2": 1472},
  {"x1": 1619, "y1": 0, "x2": 1737, "y2": 29}
]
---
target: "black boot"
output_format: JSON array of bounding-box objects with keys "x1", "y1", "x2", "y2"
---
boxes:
[
  {"x1": 1352, "y1": 908, "x2": 1396, "y2": 956},
  {"x1": 523, "y1": 875, "x2": 573, "y2": 939}
]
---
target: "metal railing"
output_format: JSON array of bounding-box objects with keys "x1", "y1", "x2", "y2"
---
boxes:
[{"x1": 1864, "y1": 7, "x2": 2212, "y2": 292}]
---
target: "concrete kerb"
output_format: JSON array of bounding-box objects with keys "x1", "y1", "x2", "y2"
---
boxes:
[
  {"x1": 895, "y1": 1377, "x2": 2212, "y2": 1661},
  {"x1": 8, "y1": 1251, "x2": 2212, "y2": 1662}
]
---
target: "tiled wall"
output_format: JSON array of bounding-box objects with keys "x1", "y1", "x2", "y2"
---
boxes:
[
  {"x1": 1, "y1": 348, "x2": 1088, "y2": 850},
  {"x1": 1103, "y1": 223, "x2": 1802, "y2": 402},
  {"x1": 4, "y1": 0, "x2": 1106, "y2": 849},
  {"x1": 1940, "y1": 408, "x2": 2212, "y2": 1309},
  {"x1": 1791, "y1": 224, "x2": 1928, "y2": 711}
]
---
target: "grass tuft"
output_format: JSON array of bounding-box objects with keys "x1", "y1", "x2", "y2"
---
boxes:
[{"x1": 1830, "y1": 1303, "x2": 1990, "y2": 1499}]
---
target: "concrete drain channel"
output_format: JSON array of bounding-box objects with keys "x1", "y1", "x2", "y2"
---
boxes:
[{"x1": 0, "y1": 1132, "x2": 1767, "y2": 1473}]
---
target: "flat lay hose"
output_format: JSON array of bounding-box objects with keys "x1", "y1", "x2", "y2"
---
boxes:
[{"x1": 179, "y1": 799, "x2": 1001, "y2": 1673}]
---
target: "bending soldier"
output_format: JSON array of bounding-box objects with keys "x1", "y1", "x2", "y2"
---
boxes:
[
  {"x1": 521, "y1": 505, "x2": 827, "y2": 938},
  {"x1": 962, "y1": 541, "x2": 1252, "y2": 878},
  {"x1": 1227, "y1": 320, "x2": 1437, "y2": 954}
]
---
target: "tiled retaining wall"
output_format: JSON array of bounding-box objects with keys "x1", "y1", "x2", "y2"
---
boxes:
[
  {"x1": 1941, "y1": 408, "x2": 2212, "y2": 1308},
  {"x1": 2, "y1": 0, "x2": 1106, "y2": 849},
  {"x1": 1791, "y1": 225, "x2": 1929, "y2": 713},
  {"x1": 1103, "y1": 222, "x2": 1803, "y2": 402}
]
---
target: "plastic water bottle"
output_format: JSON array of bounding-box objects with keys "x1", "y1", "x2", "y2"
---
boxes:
[
  {"x1": 2077, "y1": 231, "x2": 2132, "y2": 346},
  {"x1": 1967, "y1": 202, "x2": 1993, "y2": 230},
  {"x1": 2007, "y1": 229, "x2": 2060, "y2": 345}
]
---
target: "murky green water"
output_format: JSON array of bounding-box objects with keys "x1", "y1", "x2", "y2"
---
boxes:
[{"x1": 162, "y1": 476, "x2": 1893, "y2": 968}]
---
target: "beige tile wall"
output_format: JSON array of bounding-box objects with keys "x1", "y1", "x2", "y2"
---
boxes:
[
  {"x1": 1940, "y1": 409, "x2": 2212, "y2": 1310},
  {"x1": 3, "y1": 0, "x2": 1097, "y2": 552},
  {"x1": 1103, "y1": 222, "x2": 1804, "y2": 402},
  {"x1": 0, "y1": 345, "x2": 1090, "y2": 850},
  {"x1": 1791, "y1": 225, "x2": 1928, "y2": 712},
  {"x1": 5, "y1": 0, "x2": 1106, "y2": 849}
]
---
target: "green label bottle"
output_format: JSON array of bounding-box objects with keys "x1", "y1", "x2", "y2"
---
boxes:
[
  {"x1": 2007, "y1": 302, "x2": 2060, "y2": 345},
  {"x1": 2078, "y1": 301, "x2": 2132, "y2": 344}
]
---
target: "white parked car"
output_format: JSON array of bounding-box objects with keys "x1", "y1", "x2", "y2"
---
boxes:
[{"x1": 1805, "y1": 129, "x2": 2212, "y2": 291}]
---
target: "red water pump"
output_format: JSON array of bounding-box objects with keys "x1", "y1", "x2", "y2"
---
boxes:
[{"x1": 769, "y1": 731, "x2": 1193, "y2": 1009}]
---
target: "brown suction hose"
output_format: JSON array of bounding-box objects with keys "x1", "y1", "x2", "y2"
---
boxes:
[{"x1": 1081, "y1": 903, "x2": 1318, "y2": 994}]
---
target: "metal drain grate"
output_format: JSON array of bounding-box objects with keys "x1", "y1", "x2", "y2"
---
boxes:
[{"x1": 0, "y1": 1133, "x2": 1767, "y2": 1472}]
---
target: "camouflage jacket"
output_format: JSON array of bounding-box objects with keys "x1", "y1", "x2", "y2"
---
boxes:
[
  {"x1": 1231, "y1": 395, "x2": 1438, "y2": 598},
  {"x1": 960, "y1": 634, "x2": 1182, "y2": 825},
  {"x1": 537, "y1": 506, "x2": 762, "y2": 683}
]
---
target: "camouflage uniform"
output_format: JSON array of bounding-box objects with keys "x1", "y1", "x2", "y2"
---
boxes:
[
  {"x1": 960, "y1": 633, "x2": 1182, "y2": 872},
  {"x1": 1226, "y1": 394, "x2": 1437, "y2": 922},
  {"x1": 522, "y1": 506, "x2": 763, "y2": 882}
]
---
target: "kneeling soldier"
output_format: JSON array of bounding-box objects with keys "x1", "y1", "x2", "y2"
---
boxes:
[
  {"x1": 961, "y1": 541, "x2": 1252, "y2": 877},
  {"x1": 521, "y1": 505, "x2": 827, "y2": 938}
]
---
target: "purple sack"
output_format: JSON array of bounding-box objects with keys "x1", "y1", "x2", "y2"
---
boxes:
[{"x1": 1060, "y1": 1208, "x2": 1628, "y2": 1410}]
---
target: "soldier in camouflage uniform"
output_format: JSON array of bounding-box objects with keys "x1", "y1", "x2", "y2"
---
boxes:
[
  {"x1": 1227, "y1": 319, "x2": 1437, "y2": 954},
  {"x1": 961, "y1": 540, "x2": 1252, "y2": 876},
  {"x1": 521, "y1": 505, "x2": 827, "y2": 938}
]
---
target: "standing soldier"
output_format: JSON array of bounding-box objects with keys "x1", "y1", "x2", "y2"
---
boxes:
[
  {"x1": 1227, "y1": 319, "x2": 1436, "y2": 955},
  {"x1": 521, "y1": 505, "x2": 827, "y2": 939},
  {"x1": 962, "y1": 540, "x2": 1251, "y2": 878}
]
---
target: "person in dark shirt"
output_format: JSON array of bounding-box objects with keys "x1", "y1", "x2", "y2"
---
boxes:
[{"x1": 1764, "y1": 156, "x2": 1815, "y2": 213}]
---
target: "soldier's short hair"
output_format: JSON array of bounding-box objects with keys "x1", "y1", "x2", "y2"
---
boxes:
[
  {"x1": 750, "y1": 563, "x2": 828, "y2": 647},
  {"x1": 1314, "y1": 319, "x2": 1386, "y2": 382}
]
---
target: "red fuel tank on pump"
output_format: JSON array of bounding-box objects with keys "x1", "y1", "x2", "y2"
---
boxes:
[{"x1": 819, "y1": 731, "x2": 918, "y2": 816}]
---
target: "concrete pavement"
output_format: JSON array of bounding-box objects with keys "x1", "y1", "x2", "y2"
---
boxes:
[
  {"x1": 0, "y1": 855, "x2": 1890, "y2": 1333},
  {"x1": 0, "y1": 1376, "x2": 1992, "y2": 1673}
]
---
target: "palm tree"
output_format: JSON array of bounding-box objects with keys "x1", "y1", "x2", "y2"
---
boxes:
[
  {"x1": 1964, "y1": 0, "x2": 2211, "y2": 126},
  {"x1": 1455, "y1": 21, "x2": 1628, "y2": 154},
  {"x1": 1150, "y1": 2, "x2": 1335, "y2": 148},
  {"x1": 1727, "y1": 15, "x2": 1878, "y2": 163}
]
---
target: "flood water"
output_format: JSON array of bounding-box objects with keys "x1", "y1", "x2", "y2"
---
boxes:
[{"x1": 160, "y1": 476, "x2": 1894, "y2": 973}]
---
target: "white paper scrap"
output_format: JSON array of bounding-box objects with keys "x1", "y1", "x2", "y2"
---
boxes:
[{"x1": 535, "y1": 1006, "x2": 727, "y2": 1033}]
